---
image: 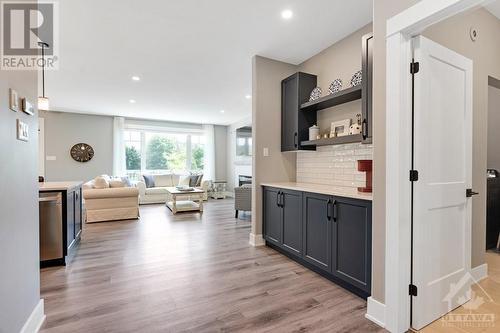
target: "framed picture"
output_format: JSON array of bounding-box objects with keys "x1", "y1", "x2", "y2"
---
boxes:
[
  {"x1": 330, "y1": 119, "x2": 351, "y2": 137},
  {"x1": 17, "y1": 119, "x2": 29, "y2": 141},
  {"x1": 21, "y1": 98, "x2": 34, "y2": 115},
  {"x1": 9, "y1": 88, "x2": 19, "y2": 112}
]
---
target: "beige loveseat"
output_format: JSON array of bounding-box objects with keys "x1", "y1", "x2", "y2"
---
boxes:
[
  {"x1": 136, "y1": 174, "x2": 210, "y2": 204},
  {"x1": 83, "y1": 176, "x2": 139, "y2": 223}
]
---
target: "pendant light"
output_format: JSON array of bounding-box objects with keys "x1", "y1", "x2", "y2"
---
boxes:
[{"x1": 38, "y1": 41, "x2": 50, "y2": 111}]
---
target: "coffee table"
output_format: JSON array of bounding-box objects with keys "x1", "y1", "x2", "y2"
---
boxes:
[{"x1": 165, "y1": 187, "x2": 204, "y2": 214}]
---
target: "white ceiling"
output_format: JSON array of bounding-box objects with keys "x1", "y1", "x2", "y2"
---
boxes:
[
  {"x1": 485, "y1": 0, "x2": 500, "y2": 19},
  {"x1": 48, "y1": 0, "x2": 373, "y2": 125}
]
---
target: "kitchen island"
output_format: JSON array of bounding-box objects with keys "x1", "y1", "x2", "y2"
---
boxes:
[{"x1": 39, "y1": 181, "x2": 83, "y2": 267}]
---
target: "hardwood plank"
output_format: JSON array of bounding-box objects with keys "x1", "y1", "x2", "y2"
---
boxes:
[{"x1": 40, "y1": 199, "x2": 385, "y2": 332}]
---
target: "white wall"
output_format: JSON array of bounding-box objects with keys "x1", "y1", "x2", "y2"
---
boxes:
[
  {"x1": 0, "y1": 51, "x2": 41, "y2": 332},
  {"x1": 214, "y1": 125, "x2": 228, "y2": 182}
]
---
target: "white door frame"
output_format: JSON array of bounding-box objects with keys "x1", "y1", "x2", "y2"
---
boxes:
[{"x1": 385, "y1": 0, "x2": 485, "y2": 332}]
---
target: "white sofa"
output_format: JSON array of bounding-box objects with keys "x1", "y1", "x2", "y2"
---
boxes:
[
  {"x1": 83, "y1": 176, "x2": 140, "y2": 223},
  {"x1": 136, "y1": 174, "x2": 210, "y2": 205}
]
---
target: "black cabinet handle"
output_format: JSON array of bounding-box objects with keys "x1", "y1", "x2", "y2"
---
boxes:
[
  {"x1": 326, "y1": 199, "x2": 332, "y2": 221},
  {"x1": 332, "y1": 200, "x2": 338, "y2": 222},
  {"x1": 276, "y1": 191, "x2": 281, "y2": 207},
  {"x1": 281, "y1": 192, "x2": 285, "y2": 208},
  {"x1": 362, "y1": 119, "x2": 368, "y2": 139},
  {"x1": 294, "y1": 132, "x2": 298, "y2": 148}
]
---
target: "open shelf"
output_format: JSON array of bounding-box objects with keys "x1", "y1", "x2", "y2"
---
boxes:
[
  {"x1": 300, "y1": 85, "x2": 362, "y2": 112},
  {"x1": 301, "y1": 134, "x2": 363, "y2": 147}
]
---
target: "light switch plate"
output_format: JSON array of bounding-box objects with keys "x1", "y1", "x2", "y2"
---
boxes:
[
  {"x1": 263, "y1": 147, "x2": 269, "y2": 157},
  {"x1": 46, "y1": 156, "x2": 57, "y2": 161},
  {"x1": 16, "y1": 119, "x2": 28, "y2": 141},
  {"x1": 9, "y1": 88, "x2": 20, "y2": 112}
]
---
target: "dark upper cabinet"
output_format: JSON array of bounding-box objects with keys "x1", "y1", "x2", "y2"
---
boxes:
[
  {"x1": 281, "y1": 72, "x2": 317, "y2": 152},
  {"x1": 263, "y1": 187, "x2": 282, "y2": 246},
  {"x1": 302, "y1": 192, "x2": 331, "y2": 271},
  {"x1": 331, "y1": 197, "x2": 372, "y2": 293},
  {"x1": 281, "y1": 189, "x2": 303, "y2": 256},
  {"x1": 361, "y1": 34, "x2": 373, "y2": 143}
]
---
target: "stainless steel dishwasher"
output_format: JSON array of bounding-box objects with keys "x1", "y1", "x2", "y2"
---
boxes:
[{"x1": 39, "y1": 192, "x2": 63, "y2": 261}]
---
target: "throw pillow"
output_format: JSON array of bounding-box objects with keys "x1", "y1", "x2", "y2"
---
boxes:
[
  {"x1": 178, "y1": 175, "x2": 191, "y2": 186},
  {"x1": 94, "y1": 176, "x2": 110, "y2": 189},
  {"x1": 143, "y1": 174, "x2": 155, "y2": 188},
  {"x1": 189, "y1": 175, "x2": 199, "y2": 187},
  {"x1": 121, "y1": 176, "x2": 132, "y2": 187},
  {"x1": 196, "y1": 174, "x2": 203, "y2": 187},
  {"x1": 109, "y1": 179, "x2": 125, "y2": 188}
]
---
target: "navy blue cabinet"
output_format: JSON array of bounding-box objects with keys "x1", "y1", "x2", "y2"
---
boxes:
[
  {"x1": 331, "y1": 197, "x2": 372, "y2": 293},
  {"x1": 263, "y1": 186, "x2": 372, "y2": 298},
  {"x1": 302, "y1": 192, "x2": 331, "y2": 271},
  {"x1": 281, "y1": 189, "x2": 303, "y2": 256}
]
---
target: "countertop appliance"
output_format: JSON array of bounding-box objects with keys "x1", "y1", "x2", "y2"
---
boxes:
[{"x1": 39, "y1": 192, "x2": 63, "y2": 261}]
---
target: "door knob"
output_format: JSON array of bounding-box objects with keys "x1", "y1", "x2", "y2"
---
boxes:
[{"x1": 466, "y1": 189, "x2": 479, "y2": 198}]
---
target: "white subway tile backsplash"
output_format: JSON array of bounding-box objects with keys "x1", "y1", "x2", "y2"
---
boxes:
[{"x1": 296, "y1": 143, "x2": 373, "y2": 190}]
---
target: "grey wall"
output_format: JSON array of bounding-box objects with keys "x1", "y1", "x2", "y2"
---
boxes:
[
  {"x1": 0, "y1": 57, "x2": 41, "y2": 330},
  {"x1": 214, "y1": 125, "x2": 228, "y2": 182},
  {"x1": 488, "y1": 85, "x2": 500, "y2": 171},
  {"x1": 252, "y1": 56, "x2": 298, "y2": 237},
  {"x1": 40, "y1": 111, "x2": 114, "y2": 182}
]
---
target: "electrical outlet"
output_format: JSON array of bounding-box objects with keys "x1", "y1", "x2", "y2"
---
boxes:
[{"x1": 263, "y1": 147, "x2": 269, "y2": 157}]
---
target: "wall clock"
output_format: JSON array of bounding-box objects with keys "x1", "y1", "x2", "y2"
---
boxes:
[{"x1": 70, "y1": 143, "x2": 94, "y2": 162}]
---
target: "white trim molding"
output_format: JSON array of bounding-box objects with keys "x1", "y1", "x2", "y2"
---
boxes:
[
  {"x1": 20, "y1": 299, "x2": 45, "y2": 333},
  {"x1": 249, "y1": 233, "x2": 265, "y2": 247},
  {"x1": 384, "y1": 1, "x2": 488, "y2": 332},
  {"x1": 365, "y1": 297, "x2": 386, "y2": 328},
  {"x1": 471, "y1": 263, "x2": 488, "y2": 282}
]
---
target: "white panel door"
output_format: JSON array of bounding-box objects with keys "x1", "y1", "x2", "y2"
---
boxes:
[{"x1": 412, "y1": 36, "x2": 473, "y2": 330}]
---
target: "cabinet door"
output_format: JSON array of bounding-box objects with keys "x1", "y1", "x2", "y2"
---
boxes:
[
  {"x1": 302, "y1": 192, "x2": 331, "y2": 271},
  {"x1": 362, "y1": 34, "x2": 373, "y2": 143},
  {"x1": 281, "y1": 74, "x2": 299, "y2": 152},
  {"x1": 66, "y1": 191, "x2": 75, "y2": 250},
  {"x1": 74, "y1": 188, "x2": 82, "y2": 238},
  {"x1": 331, "y1": 198, "x2": 372, "y2": 293},
  {"x1": 281, "y1": 189, "x2": 303, "y2": 256},
  {"x1": 263, "y1": 187, "x2": 282, "y2": 246}
]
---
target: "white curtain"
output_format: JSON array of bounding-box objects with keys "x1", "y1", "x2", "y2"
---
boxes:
[
  {"x1": 203, "y1": 124, "x2": 215, "y2": 181},
  {"x1": 113, "y1": 117, "x2": 126, "y2": 176}
]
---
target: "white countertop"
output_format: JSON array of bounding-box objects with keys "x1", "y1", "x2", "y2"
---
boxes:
[
  {"x1": 39, "y1": 181, "x2": 83, "y2": 192},
  {"x1": 260, "y1": 182, "x2": 372, "y2": 201}
]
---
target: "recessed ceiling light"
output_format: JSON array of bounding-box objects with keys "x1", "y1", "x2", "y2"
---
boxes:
[
  {"x1": 129, "y1": 99, "x2": 136, "y2": 104},
  {"x1": 281, "y1": 9, "x2": 293, "y2": 20},
  {"x1": 220, "y1": 110, "x2": 225, "y2": 113},
  {"x1": 245, "y1": 95, "x2": 252, "y2": 99},
  {"x1": 131, "y1": 76, "x2": 140, "y2": 81}
]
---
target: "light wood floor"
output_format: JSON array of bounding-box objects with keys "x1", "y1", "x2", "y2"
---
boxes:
[
  {"x1": 40, "y1": 199, "x2": 384, "y2": 333},
  {"x1": 417, "y1": 252, "x2": 500, "y2": 333}
]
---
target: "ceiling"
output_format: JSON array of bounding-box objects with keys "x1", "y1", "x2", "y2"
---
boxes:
[
  {"x1": 485, "y1": 0, "x2": 500, "y2": 19},
  {"x1": 48, "y1": 0, "x2": 373, "y2": 125}
]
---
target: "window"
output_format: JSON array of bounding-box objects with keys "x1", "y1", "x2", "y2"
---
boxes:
[{"x1": 124, "y1": 129, "x2": 205, "y2": 180}]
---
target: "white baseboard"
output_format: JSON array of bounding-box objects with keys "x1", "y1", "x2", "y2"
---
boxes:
[
  {"x1": 20, "y1": 299, "x2": 45, "y2": 333},
  {"x1": 365, "y1": 297, "x2": 386, "y2": 328},
  {"x1": 249, "y1": 233, "x2": 265, "y2": 247},
  {"x1": 471, "y1": 263, "x2": 488, "y2": 282}
]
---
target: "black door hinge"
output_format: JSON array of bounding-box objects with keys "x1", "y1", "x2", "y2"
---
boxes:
[
  {"x1": 409, "y1": 170, "x2": 419, "y2": 182},
  {"x1": 410, "y1": 62, "x2": 420, "y2": 74},
  {"x1": 409, "y1": 284, "x2": 418, "y2": 296}
]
